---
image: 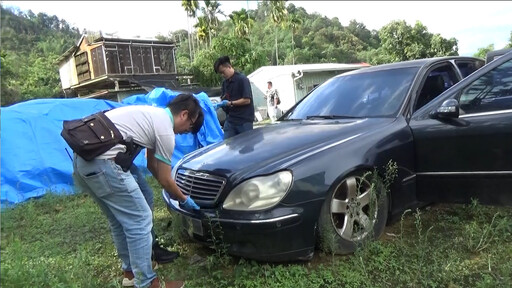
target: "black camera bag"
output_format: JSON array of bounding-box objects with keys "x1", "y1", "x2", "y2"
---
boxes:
[{"x1": 61, "y1": 111, "x2": 123, "y2": 161}]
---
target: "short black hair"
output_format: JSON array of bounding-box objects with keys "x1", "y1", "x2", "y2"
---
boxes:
[
  {"x1": 267, "y1": 81, "x2": 273, "y2": 85},
  {"x1": 168, "y1": 94, "x2": 204, "y2": 134},
  {"x1": 191, "y1": 109, "x2": 204, "y2": 134},
  {"x1": 214, "y1": 55, "x2": 231, "y2": 73}
]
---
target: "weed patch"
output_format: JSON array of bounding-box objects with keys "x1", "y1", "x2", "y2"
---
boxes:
[{"x1": 2, "y1": 178, "x2": 511, "y2": 287}]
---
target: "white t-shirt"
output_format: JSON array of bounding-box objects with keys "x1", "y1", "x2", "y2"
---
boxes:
[{"x1": 97, "y1": 105, "x2": 175, "y2": 165}]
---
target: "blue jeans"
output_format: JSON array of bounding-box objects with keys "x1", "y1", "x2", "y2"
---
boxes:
[
  {"x1": 130, "y1": 165, "x2": 157, "y2": 245},
  {"x1": 223, "y1": 120, "x2": 253, "y2": 139},
  {"x1": 73, "y1": 155, "x2": 156, "y2": 288}
]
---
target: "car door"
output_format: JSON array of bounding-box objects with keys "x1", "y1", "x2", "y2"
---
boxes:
[{"x1": 410, "y1": 52, "x2": 512, "y2": 205}]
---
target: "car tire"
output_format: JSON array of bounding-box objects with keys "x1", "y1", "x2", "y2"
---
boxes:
[{"x1": 318, "y1": 171, "x2": 389, "y2": 254}]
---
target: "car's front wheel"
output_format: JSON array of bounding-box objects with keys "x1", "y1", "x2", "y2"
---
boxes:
[{"x1": 318, "y1": 171, "x2": 389, "y2": 254}]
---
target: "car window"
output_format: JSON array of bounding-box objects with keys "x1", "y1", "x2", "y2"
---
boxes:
[
  {"x1": 415, "y1": 64, "x2": 459, "y2": 111},
  {"x1": 286, "y1": 67, "x2": 418, "y2": 119},
  {"x1": 458, "y1": 58, "x2": 512, "y2": 114},
  {"x1": 456, "y1": 60, "x2": 485, "y2": 78}
]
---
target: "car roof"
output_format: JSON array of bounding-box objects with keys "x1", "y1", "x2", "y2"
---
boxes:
[{"x1": 342, "y1": 56, "x2": 483, "y2": 75}]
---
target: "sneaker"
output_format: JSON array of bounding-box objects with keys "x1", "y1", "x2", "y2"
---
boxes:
[
  {"x1": 152, "y1": 242, "x2": 180, "y2": 264},
  {"x1": 122, "y1": 271, "x2": 135, "y2": 287}
]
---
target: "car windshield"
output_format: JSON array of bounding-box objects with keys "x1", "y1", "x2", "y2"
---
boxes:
[{"x1": 286, "y1": 67, "x2": 419, "y2": 119}]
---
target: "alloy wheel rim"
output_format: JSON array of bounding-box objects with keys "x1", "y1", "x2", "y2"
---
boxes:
[{"x1": 330, "y1": 175, "x2": 378, "y2": 241}]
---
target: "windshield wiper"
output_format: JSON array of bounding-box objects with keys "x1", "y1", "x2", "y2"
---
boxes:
[
  {"x1": 306, "y1": 115, "x2": 361, "y2": 120},
  {"x1": 281, "y1": 118, "x2": 302, "y2": 121}
]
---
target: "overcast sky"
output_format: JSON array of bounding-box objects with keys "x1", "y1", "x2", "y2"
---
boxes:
[{"x1": 2, "y1": 1, "x2": 511, "y2": 56}]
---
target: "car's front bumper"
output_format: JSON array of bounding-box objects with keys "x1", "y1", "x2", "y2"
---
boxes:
[{"x1": 162, "y1": 190, "x2": 319, "y2": 262}]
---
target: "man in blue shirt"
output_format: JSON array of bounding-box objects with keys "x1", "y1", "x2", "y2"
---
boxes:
[{"x1": 213, "y1": 56, "x2": 255, "y2": 139}]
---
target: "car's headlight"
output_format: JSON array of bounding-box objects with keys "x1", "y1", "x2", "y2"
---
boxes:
[{"x1": 223, "y1": 171, "x2": 292, "y2": 211}]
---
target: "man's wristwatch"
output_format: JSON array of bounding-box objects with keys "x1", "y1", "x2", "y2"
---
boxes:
[{"x1": 229, "y1": 101, "x2": 233, "y2": 107}]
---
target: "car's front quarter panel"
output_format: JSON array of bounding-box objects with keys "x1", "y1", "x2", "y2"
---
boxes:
[{"x1": 283, "y1": 117, "x2": 417, "y2": 216}]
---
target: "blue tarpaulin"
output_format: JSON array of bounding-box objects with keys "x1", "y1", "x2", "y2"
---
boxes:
[{"x1": 1, "y1": 89, "x2": 223, "y2": 206}]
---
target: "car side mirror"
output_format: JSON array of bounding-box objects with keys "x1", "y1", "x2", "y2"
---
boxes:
[{"x1": 429, "y1": 99, "x2": 460, "y2": 119}]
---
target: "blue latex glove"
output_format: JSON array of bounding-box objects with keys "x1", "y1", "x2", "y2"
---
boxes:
[
  {"x1": 180, "y1": 196, "x2": 200, "y2": 211},
  {"x1": 214, "y1": 100, "x2": 229, "y2": 109}
]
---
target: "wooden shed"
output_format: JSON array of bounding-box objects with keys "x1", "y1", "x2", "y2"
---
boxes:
[{"x1": 57, "y1": 35, "x2": 179, "y2": 100}]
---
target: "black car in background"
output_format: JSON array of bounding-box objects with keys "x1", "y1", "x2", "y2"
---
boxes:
[
  {"x1": 163, "y1": 53, "x2": 512, "y2": 262},
  {"x1": 485, "y1": 48, "x2": 512, "y2": 64}
]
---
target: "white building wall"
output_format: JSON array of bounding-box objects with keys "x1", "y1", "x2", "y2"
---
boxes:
[
  {"x1": 248, "y1": 63, "x2": 369, "y2": 115},
  {"x1": 58, "y1": 58, "x2": 78, "y2": 90},
  {"x1": 249, "y1": 66, "x2": 296, "y2": 113}
]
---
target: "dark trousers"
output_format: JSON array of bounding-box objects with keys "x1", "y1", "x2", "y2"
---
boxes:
[{"x1": 223, "y1": 120, "x2": 253, "y2": 139}]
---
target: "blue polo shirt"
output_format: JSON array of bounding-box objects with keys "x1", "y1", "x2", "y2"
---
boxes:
[{"x1": 221, "y1": 71, "x2": 255, "y2": 124}]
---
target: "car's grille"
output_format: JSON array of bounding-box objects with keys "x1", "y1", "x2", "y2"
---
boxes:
[{"x1": 175, "y1": 169, "x2": 226, "y2": 203}]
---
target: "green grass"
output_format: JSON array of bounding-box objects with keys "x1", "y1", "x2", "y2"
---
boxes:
[{"x1": 2, "y1": 178, "x2": 512, "y2": 288}]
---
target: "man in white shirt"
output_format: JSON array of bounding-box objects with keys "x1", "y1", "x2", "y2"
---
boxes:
[
  {"x1": 72, "y1": 94, "x2": 202, "y2": 288},
  {"x1": 264, "y1": 81, "x2": 280, "y2": 122}
]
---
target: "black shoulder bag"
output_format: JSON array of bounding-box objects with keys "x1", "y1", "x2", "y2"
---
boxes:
[{"x1": 61, "y1": 111, "x2": 123, "y2": 161}]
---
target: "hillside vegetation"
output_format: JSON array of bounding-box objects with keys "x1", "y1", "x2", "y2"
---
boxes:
[{"x1": 2, "y1": 1, "x2": 511, "y2": 106}]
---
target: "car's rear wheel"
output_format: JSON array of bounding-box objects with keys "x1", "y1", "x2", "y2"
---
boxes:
[{"x1": 318, "y1": 171, "x2": 389, "y2": 254}]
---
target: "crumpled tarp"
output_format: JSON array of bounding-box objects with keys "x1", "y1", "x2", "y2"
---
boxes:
[{"x1": 1, "y1": 88, "x2": 223, "y2": 206}]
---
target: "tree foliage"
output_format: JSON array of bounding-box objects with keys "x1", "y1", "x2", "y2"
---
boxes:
[
  {"x1": 378, "y1": 20, "x2": 458, "y2": 63},
  {"x1": 3, "y1": 2, "x2": 511, "y2": 105},
  {"x1": 201, "y1": 0, "x2": 224, "y2": 46},
  {"x1": 267, "y1": 0, "x2": 288, "y2": 65},
  {"x1": 229, "y1": 9, "x2": 254, "y2": 39},
  {"x1": 1, "y1": 4, "x2": 80, "y2": 106},
  {"x1": 190, "y1": 35, "x2": 267, "y2": 87},
  {"x1": 181, "y1": 0, "x2": 200, "y2": 60},
  {"x1": 473, "y1": 44, "x2": 495, "y2": 59},
  {"x1": 506, "y1": 31, "x2": 512, "y2": 49}
]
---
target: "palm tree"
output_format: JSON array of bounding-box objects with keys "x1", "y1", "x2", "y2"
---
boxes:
[
  {"x1": 182, "y1": 0, "x2": 199, "y2": 60},
  {"x1": 269, "y1": 0, "x2": 288, "y2": 65},
  {"x1": 201, "y1": 0, "x2": 224, "y2": 47},
  {"x1": 229, "y1": 9, "x2": 254, "y2": 40},
  {"x1": 194, "y1": 16, "x2": 210, "y2": 48},
  {"x1": 287, "y1": 13, "x2": 302, "y2": 65}
]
